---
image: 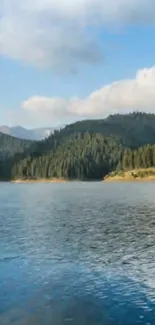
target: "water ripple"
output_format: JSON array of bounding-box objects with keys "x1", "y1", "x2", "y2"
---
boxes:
[{"x1": 0, "y1": 182, "x2": 155, "y2": 324}]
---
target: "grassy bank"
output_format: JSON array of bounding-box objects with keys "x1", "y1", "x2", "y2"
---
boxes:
[{"x1": 104, "y1": 168, "x2": 155, "y2": 181}]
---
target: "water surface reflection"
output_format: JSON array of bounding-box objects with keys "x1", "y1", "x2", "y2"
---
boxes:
[{"x1": 0, "y1": 182, "x2": 155, "y2": 324}]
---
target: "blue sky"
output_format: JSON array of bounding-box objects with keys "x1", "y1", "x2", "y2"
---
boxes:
[{"x1": 1, "y1": 1, "x2": 155, "y2": 127}]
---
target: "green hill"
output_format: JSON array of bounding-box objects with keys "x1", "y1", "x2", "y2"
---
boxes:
[
  {"x1": 62, "y1": 112, "x2": 155, "y2": 148},
  {"x1": 2, "y1": 112, "x2": 155, "y2": 181},
  {"x1": 12, "y1": 134, "x2": 122, "y2": 181},
  {"x1": 15, "y1": 112, "x2": 155, "y2": 160},
  {"x1": 0, "y1": 132, "x2": 32, "y2": 158}
]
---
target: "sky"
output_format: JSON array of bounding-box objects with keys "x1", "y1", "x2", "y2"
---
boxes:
[{"x1": 1, "y1": 0, "x2": 155, "y2": 128}]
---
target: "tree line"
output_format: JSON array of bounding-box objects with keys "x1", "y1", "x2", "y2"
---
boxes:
[
  {"x1": 1, "y1": 112, "x2": 155, "y2": 180},
  {"x1": 2, "y1": 135, "x2": 155, "y2": 181},
  {"x1": 11, "y1": 133, "x2": 122, "y2": 180}
]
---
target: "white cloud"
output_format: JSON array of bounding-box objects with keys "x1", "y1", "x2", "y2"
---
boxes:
[
  {"x1": 0, "y1": 0, "x2": 155, "y2": 70},
  {"x1": 18, "y1": 66, "x2": 155, "y2": 126}
]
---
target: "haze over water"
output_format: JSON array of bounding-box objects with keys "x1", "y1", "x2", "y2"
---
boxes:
[{"x1": 0, "y1": 182, "x2": 155, "y2": 324}]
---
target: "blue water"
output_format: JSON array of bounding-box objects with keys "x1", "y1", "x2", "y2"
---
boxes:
[{"x1": 0, "y1": 182, "x2": 155, "y2": 324}]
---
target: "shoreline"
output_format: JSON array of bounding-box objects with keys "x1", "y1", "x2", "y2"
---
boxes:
[
  {"x1": 3, "y1": 169, "x2": 155, "y2": 183},
  {"x1": 104, "y1": 168, "x2": 155, "y2": 182},
  {"x1": 104, "y1": 177, "x2": 155, "y2": 182},
  {"x1": 11, "y1": 178, "x2": 67, "y2": 184},
  {"x1": 11, "y1": 178, "x2": 155, "y2": 183},
  {"x1": 11, "y1": 178, "x2": 102, "y2": 183}
]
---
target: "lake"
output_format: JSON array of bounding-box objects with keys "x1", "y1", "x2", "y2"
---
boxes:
[{"x1": 0, "y1": 182, "x2": 155, "y2": 324}]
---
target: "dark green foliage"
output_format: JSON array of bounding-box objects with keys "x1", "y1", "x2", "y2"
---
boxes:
[
  {"x1": 0, "y1": 133, "x2": 33, "y2": 180},
  {"x1": 12, "y1": 134, "x2": 123, "y2": 180},
  {"x1": 62, "y1": 112, "x2": 155, "y2": 148},
  {"x1": 0, "y1": 132, "x2": 32, "y2": 158},
  {"x1": 2, "y1": 112, "x2": 155, "y2": 181},
  {"x1": 122, "y1": 145, "x2": 155, "y2": 170}
]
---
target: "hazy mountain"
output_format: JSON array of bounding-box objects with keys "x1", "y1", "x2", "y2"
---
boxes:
[{"x1": 0, "y1": 125, "x2": 63, "y2": 140}]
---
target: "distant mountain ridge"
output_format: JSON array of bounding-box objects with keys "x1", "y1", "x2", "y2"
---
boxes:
[
  {"x1": 0, "y1": 125, "x2": 62, "y2": 140},
  {"x1": 1, "y1": 112, "x2": 155, "y2": 144}
]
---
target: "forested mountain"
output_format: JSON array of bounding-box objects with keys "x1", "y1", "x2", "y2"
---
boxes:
[
  {"x1": 16, "y1": 112, "x2": 155, "y2": 159},
  {"x1": 12, "y1": 134, "x2": 122, "y2": 180},
  {"x1": 1, "y1": 112, "x2": 155, "y2": 181},
  {"x1": 11, "y1": 137, "x2": 155, "y2": 181},
  {"x1": 0, "y1": 133, "x2": 32, "y2": 158},
  {"x1": 3, "y1": 112, "x2": 155, "y2": 145},
  {"x1": 63, "y1": 112, "x2": 155, "y2": 148}
]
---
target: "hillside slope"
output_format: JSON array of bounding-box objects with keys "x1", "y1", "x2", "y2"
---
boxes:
[
  {"x1": 0, "y1": 133, "x2": 32, "y2": 158},
  {"x1": 19, "y1": 112, "x2": 155, "y2": 160},
  {"x1": 62, "y1": 112, "x2": 155, "y2": 148},
  {"x1": 1, "y1": 112, "x2": 155, "y2": 181},
  {"x1": 12, "y1": 134, "x2": 123, "y2": 180}
]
